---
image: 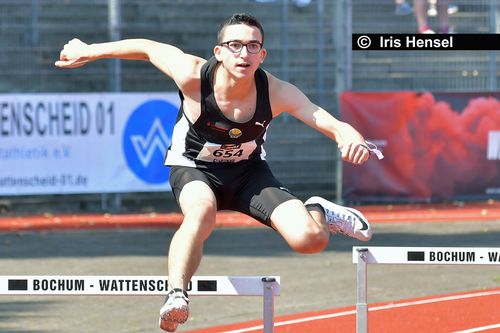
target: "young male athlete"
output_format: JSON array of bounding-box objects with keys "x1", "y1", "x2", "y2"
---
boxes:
[{"x1": 56, "y1": 13, "x2": 375, "y2": 332}]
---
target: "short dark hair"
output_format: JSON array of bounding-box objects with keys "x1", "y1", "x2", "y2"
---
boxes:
[{"x1": 217, "y1": 13, "x2": 265, "y2": 45}]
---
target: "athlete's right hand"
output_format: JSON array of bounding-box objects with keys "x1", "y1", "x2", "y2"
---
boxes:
[{"x1": 55, "y1": 38, "x2": 91, "y2": 68}]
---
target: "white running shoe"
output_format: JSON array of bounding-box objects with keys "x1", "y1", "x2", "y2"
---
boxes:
[
  {"x1": 159, "y1": 289, "x2": 190, "y2": 332},
  {"x1": 305, "y1": 196, "x2": 372, "y2": 241}
]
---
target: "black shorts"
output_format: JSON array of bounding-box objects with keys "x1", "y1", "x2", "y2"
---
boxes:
[{"x1": 169, "y1": 160, "x2": 297, "y2": 227}]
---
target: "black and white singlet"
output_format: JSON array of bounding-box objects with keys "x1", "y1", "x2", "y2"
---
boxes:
[{"x1": 164, "y1": 56, "x2": 273, "y2": 168}]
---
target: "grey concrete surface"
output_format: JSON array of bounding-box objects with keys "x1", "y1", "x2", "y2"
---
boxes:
[{"x1": 1, "y1": 220, "x2": 500, "y2": 333}]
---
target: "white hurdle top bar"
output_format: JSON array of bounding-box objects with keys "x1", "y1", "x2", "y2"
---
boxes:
[
  {"x1": 353, "y1": 247, "x2": 500, "y2": 265},
  {"x1": 0, "y1": 276, "x2": 280, "y2": 296}
]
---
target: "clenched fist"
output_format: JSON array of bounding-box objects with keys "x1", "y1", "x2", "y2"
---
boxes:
[{"x1": 55, "y1": 38, "x2": 91, "y2": 68}]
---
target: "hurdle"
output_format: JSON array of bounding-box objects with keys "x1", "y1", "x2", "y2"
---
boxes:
[
  {"x1": 353, "y1": 246, "x2": 500, "y2": 333},
  {"x1": 0, "y1": 275, "x2": 280, "y2": 333}
]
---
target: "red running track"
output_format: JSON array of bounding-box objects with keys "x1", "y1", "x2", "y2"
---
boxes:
[
  {"x1": 0, "y1": 201, "x2": 499, "y2": 231},
  {"x1": 1, "y1": 201, "x2": 499, "y2": 332},
  {"x1": 186, "y1": 288, "x2": 500, "y2": 333}
]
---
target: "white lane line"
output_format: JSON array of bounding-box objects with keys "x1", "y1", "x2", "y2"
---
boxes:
[
  {"x1": 452, "y1": 323, "x2": 500, "y2": 333},
  {"x1": 219, "y1": 289, "x2": 500, "y2": 333},
  {"x1": 219, "y1": 310, "x2": 356, "y2": 333}
]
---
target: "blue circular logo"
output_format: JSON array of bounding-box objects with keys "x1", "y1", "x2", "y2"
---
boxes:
[{"x1": 123, "y1": 100, "x2": 177, "y2": 184}]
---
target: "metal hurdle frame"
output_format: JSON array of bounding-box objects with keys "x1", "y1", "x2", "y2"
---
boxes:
[
  {"x1": 353, "y1": 246, "x2": 500, "y2": 333},
  {"x1": 0, "y1": 275, "x2": 280, "y2": 333}
]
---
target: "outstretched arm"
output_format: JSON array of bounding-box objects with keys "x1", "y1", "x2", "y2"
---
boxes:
[
  {"x1": 270, "y1": 77, "x2": 371, "y2": 165},
  {"x1": 55, "y1": 38, "x2": 205, "y2": 89}
]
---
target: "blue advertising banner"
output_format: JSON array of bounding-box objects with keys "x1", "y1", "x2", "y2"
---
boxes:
[{"x1": 0, "y1": 93, "x2": 180, "y2": 195}]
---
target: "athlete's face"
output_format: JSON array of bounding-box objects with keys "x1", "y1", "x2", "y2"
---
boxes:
[{"x1": 214, "y1": 24, "x2": 266, "y2": 78}]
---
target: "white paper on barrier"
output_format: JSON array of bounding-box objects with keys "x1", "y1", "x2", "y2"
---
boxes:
[{"x1": 0, "y1": 93, "x2": 181, "y2": 195}]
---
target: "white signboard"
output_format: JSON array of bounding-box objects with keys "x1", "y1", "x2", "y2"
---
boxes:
[
  {"x1": 488, "y1": 130, "x2": 500, "y2": 160},
  {"x1": 0, "y1": 93, "x2": 180, "y2": 195}
]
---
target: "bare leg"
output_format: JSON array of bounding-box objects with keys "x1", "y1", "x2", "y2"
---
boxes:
[
  {"x1": 167, "y1": 181, "x2": 217, "y2": 290},
  {"x1": 437, "y1": 0, "x2": 450, "y2": 32},
  {"x1": 271, "y1": 196, "x2": 373, "y2": 253},
  {"x1": 159, "y1": 181, "x2": 217, "y2": 332},
  {"x1": 413, "y1": 0, "x2": 431, "y2": 33},
  {"x1": 270, "y1": 199, "x2": 329, "y2": 254}
]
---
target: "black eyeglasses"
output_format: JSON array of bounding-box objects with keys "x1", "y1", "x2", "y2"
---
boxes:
[{"x1": 219, "y1": 40, "x2": 263, "y2": 54}]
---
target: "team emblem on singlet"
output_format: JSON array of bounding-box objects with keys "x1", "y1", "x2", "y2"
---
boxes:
[{"x1": 229, "y1": 128, "x2": 242, "y2": 138}]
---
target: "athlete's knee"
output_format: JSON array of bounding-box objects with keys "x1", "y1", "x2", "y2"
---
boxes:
[
  {"x1": 289, "y1": 226, "x2": 329, "y2": 254},
  {"x1": 180, "y1": 199, "x2": 217, "y2": 240},
  {"x1": 183, "y1": 198, "x2": 216, "y2": 218}
]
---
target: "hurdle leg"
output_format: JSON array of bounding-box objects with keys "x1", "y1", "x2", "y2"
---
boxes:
[
  {"x1": 356, "y1": 248, "x2": 369, "y2": 333},
  {"x1": 262, "y1": 277, "x2": 276, "y2": 333}
]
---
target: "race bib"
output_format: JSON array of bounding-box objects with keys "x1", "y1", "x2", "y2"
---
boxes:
[{"x1": 196, "y1": 141, "x2": 257, "y2": 163}]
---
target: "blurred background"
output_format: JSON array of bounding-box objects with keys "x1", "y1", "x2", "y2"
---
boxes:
[{"x1": 0, "y1": 0, "x2": 498, "y2": 215}]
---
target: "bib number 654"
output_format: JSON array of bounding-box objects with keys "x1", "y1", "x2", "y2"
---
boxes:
[{"x1": 213, "y1": 149, "x2": 244, "y2": 158}]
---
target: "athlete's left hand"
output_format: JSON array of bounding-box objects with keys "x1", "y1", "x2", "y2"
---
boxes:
[{"x1": 338, "y1": 142, "x2": 370, "y2": 165}]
